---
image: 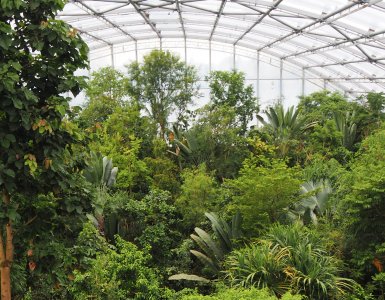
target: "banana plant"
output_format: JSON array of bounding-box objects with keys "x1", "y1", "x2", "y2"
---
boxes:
[{"x1": 169, "y1": 211, "x2": 242, "y2": 282}]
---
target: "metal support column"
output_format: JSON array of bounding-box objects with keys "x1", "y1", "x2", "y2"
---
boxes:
[
  {"x1": 160, "y1": 38, "x2": 162, "y2": 50},
  {"x1": 209, "y1": 40, "x2": 212, "y2": 73},
  {"x1": 323, "y1": 79, "x2": 327, "y2": 90},
  {"x1": 256, "y1": 51, "x2": 260, "y2": 99},
  {"x1": 135, "y1": 41, "x2": 138, "y2": 63},
  {"x1": 110, "y1": 45, "x2": 114, "y2": 68},
  {"x1": 302, "y1": 68, "x2": 305, "y2": 96},
  {"x1": 279, "y1": 59, "x2": 283, "y2": 104},
  {"x1": 233, "y1": 45, "x2": 236, "y2": 70},
  {"x1": 184, "y1": 38, "x2": 187, "y2": 62}
]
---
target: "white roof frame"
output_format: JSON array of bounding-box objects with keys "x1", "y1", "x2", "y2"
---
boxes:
[{"x1": 59, "y1": 0, "x2": 385, "y2": 93}]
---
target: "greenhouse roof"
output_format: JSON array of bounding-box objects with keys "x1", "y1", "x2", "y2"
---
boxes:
[{"x1": 59, "y1": 0, "x2": 385, "y2": 94}]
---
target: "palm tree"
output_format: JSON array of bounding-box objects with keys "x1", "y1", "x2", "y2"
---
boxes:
[{"x1": 257, "y1": 105, "x2": 315, "y2": 156}]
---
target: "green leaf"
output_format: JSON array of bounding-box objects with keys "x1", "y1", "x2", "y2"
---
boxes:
[
  {"x1": 10, "y1": 61, "x2": 21, "y2": 71},
  {"x1": 5, "y1": 134, "x2": 15, "y2": 143},
  {"x1": 1, "y1": 138, "x2": 10, "y2": 149},
  {"x1": 7, "y1": 208, "x2": 19, "y2": 222},
  {"x1": 12, "y1": 98, "x2": 23, "y2": 109},
  {"x1": 3, "y1": 169, "x2": 15, "y2": 178},
  {"x1": 0, "y1": 36, "x2": 12, "y2": 50},
  {"x1": 56, "y1": 105, "x2": 66, "y2": 116}
]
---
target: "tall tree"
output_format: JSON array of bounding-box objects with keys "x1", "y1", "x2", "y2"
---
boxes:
[
  {"x1": 0, "y1": 1, "x2": 88, "y2": 298},
  {"x1": 80, "y1": 67, "x2": 129, "y2": 127},
  {"x1": 208, "y1": 70, "x2": 258, "y2": 134},
  {"x1": 127, "y1": 49, "x2": 199, "y2": 138}
]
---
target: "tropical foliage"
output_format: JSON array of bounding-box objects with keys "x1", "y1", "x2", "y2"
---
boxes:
[{"x1": 1, "y1": 3, "x2": 385, "y2": 299}]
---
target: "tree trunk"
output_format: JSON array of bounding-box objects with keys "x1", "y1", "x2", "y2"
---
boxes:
[{"x1": 0, "y1": 190, "x2": 12, "y2": 300}]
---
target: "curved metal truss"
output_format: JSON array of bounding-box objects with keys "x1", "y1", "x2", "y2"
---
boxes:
[{"x1": 58, "y1": 0, "x2": 385, "y2": 94}]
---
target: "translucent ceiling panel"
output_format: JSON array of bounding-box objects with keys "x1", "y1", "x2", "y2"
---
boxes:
[
  {"x1": 283, "y1": 0, "x2": 348, "y2": 16},
  {"x1": 236, "y1": 56, "x2": 259, "y2": 80},
  {"x1": 259, "y1": 80, "x2": 280, "y2": 108},
  {"x1": 58, "y1": 0, "x2": 385, "y2": 95},
  {"x1": 211, "y1": 50, "x2": 233, "y2": 72},
  {"x1": 305, "y1": 79, "x2": 324, "y2": 96},
  {"x1": 338, "y1": 6, "x2": 384, "y2": 33},
  {"x1": 282, "y1": 79, "x2": 302, "y2": 108},
  {"x1": 259, "y1": 61, "x2": 279, "y2": 79},
  {"x1": 351, "y1": 62, "x2": 385, "y2": 78}
]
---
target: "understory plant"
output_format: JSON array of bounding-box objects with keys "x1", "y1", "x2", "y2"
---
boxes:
[
  {"x1": 70, "y1": 236, "x2": 169, "y2": 300},
  {"x1": 180, "y1": 287, "x2": 302, "y2": 300},
  {"x1": 224, "y1": 224, "x2": 354, "y2": 299}
]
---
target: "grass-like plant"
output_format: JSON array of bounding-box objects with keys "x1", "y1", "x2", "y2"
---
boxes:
[
  {"x1": 224, "y1": 242, "x2": 290, "y2": 296},
  {"x1": 224, "y1": 224, "x2": 354, "y2": 299}
]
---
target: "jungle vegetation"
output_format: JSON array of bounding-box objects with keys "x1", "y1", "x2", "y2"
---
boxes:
[{"x1": 1, "y1": 1, "x2": 385, "y2": 299}]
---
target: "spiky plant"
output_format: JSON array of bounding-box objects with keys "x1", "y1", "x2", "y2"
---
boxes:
[
  {"x1": 266, "y1": 224, "x2": 354, "y2": 299},
  {"x1": 257, "y1": 105, "x2": 315, "y2": 156},
  {"x1": 224, "y1": 242, "x2": 291, "y2": 296}
]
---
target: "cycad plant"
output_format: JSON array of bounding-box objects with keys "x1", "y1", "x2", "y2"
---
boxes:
[{"x1": 168, "y1": 124, "x2": 212, "y2": 169}]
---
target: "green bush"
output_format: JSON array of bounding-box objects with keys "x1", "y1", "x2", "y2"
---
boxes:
[
  {"x1": 180, "y1": 287, "x2": 302, "y2": 300},
  {"x1": 70, "y1": 236, "x2": 168, "y2": 299}
]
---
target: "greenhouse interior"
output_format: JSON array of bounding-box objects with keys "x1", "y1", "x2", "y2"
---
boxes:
[{"x1": 1, "y1": 0, "x2": 385, "y2": 299}]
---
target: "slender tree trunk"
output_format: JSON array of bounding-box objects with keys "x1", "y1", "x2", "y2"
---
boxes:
[{"x1": 0, "y1": 190, "x2": 12, "y2": 300}]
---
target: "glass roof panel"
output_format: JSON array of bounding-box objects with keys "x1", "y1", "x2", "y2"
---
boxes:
[{"x1": 57, "y1": 0, "x2": 385, "y2": 94}]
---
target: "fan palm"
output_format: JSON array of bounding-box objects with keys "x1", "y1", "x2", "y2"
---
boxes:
[{"x1": 257, "y1": 105, "x2": 315, "y2": 156}]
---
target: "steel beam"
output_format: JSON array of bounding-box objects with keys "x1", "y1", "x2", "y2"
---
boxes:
[
  {"x1": 73, "y1": 0, "x2": 136, "y2": 42},
  {"x1": 257, "y1": 51, "x2": 260, "y2": 99},
  {"x1": 209, "y1": 0, "x2": 228, "y2": 40},
  {"x1": 128, "y1": 0, "x2": 162, "y2": 39},
  {"x1": 234, "y1": 0, "x2": 284, "y2": 46}
]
